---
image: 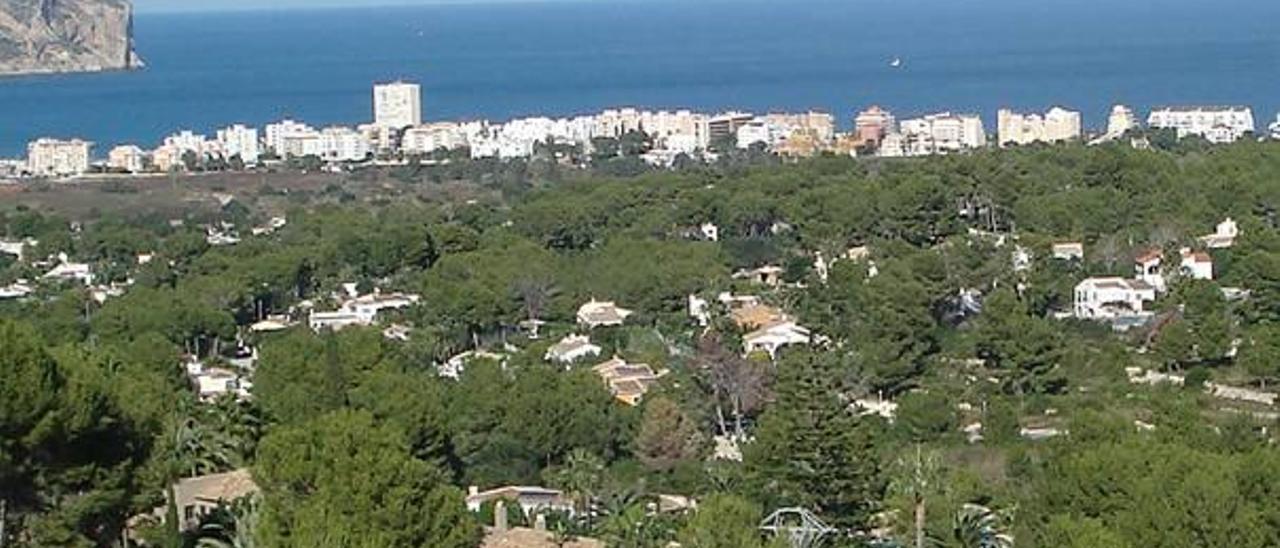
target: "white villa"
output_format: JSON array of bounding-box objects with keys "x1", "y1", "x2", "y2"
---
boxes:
[
  {"x1": 465, "y1": 486, "x2": 573, "y2": 517},
  {"x1": 1199, "y1": 218, "x2": 1239, "y2": 249},
  {"x1": 1051, "y1": 242, "x2": 1084, "y2": 261},
  {"x1": 1073, "y1": 277, "x2": 1157, "y2": 322},
  {"x1": 545, "y1": 334, "x2": 603, "y2": 364},
  {"x1": 309, "y1": 291, "x2": 420, "y2": 332},
  {"x1": 0, "y1": 282, "x2": 34, "y2": 299},
  {"x1": 743, "y1": 321, "x2": 812, "y2": 359},
  {"x1": 576, "y1": 299, "x2": 634, "y2": 329},
  {"x1": 733, "y1": 265, "x2": 784, "y2": 288},
  {"x1": 43, "y1": 255, "x2": 93, "y2": 285},
  {"x1": 1134, "y1": 248, "x2": 1165, "y2": 293},
  {"x1": 1180, "y1": 248, "x2": 1213, "y2": 280}
]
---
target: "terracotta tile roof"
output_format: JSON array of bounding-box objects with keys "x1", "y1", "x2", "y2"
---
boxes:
[{"x1": 1135, "y1": 248, "x2": 1163, "y2": 264}]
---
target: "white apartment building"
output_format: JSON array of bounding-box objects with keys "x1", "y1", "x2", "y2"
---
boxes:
[
  {"x1": 1147, "y1": 106, "x2": 1255, "y2": 144},
  {"x1": 215, "y1": 124, "x2": 261, "y2": 165},
  {"x1": 373, "y1": 81, "x2": 422, "y2": 129},
  {"x1": 27, "y1": 138, "x2": 92, "y2": 177},
  {"x1": 736, "y1": 120, "x2": 789, "y2": 149},
  {"x1": 319, "y1": 126, "x2": 371, "y2": 162},
  {"x1": 1106, "y1": 105, "x2": 1140, "y2": 138},
  {"x1": 265, "y1": 119, "x2": 317, "y2": 156},
  {"x1": 163, "y1": 130, "x2": 211, "y2": 159},
  {"x1": 892, "y1": 112, "x2": 987, "y2": 156},
  {"x1": 642, "y1": 110, "x2": 711, "y2": 150},
  {"x1": 280, "y1": 131, "x2": 324, "y2": 159},
  {"x1": 997, "y1": 107, "x2": 1081, "y2": 146},
  {"x1": 402, "y1": 123, "x2": 469, "y2": 155},
  {"x1": 1073, "y1": 277, "x2": 1157, "y2": 321},
  {"x1": 760, "y1": 111, "x2": 836, "y2": 143},
  {"x1": 107, "y1": 145, "x2": 148, "y2": 173}
]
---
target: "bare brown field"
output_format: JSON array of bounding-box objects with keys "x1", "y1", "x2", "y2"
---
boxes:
[{"x1": 0, "y1": 170, "x2": 497, "y2": 221}]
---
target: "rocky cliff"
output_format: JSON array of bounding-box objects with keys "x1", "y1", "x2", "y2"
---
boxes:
[{"x1": 0, "y1": 0, "x2": 140, "y2": 75}]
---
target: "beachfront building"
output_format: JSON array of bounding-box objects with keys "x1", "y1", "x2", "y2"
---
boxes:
[
  {"x1": 997, "y1": 107, "x2": 1081, "y2": 146},
  {"x1": 708, "y1": 111, "x2": 755, "y2": 143},
  {"x1": 26, "y1": 138, "x2": 91, "y2": 177},
  {"x1": 402, "y1": 122, "x2": 469, "y2": 155},
  {"x1": 641, "y1": 110, "x2": 712, "y2": 150},
  {"x1": 373, "y1": 81, "x2": 422, "y2": 129},
  {"x1": 854, "y1": 105, "x2": 896, "y2": 148},
  {"x1": 887, "y1": 112, "x2": 986, "y2": 156},
  {"x1": 1147, "y1": 106, "x2": 1255, "y2": 143},
  {"x1": 1106, "y1": 105, "x2": 1140, "y2": 137},
  {"x1": 761, "y1": 111, "x2": 836, "y2": 143},
  {"x1": 162, "y1": 131, "x2": 212, "y2": 161},
  {"x1": 216, "y1": 124, "x2": 261, "y2": 165},
  {"x1": 265, "y1": 119, "x2": 317, "y2": 156},
  {"x1": 319, "y1": 126, "x2": 372, "y2": 162},
  {"x1": 107, "y1": 145, "x2": 148, "y2": 173}
]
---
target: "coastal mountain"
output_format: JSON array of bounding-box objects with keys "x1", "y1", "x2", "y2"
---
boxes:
[{"x1": 0, "y1": 0, "x2": 140, "y2": 75}]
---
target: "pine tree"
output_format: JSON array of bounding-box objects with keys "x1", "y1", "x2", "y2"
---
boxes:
[{"x1": 746, "y1": 350, "x2": 884, "y2": 529}]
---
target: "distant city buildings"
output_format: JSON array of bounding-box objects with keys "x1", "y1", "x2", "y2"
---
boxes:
[
  {"x1": 884, "y1": 112, "x2": 986, "y2": 156},
  {"x1": 13, "y1": 87, "x2": 1278, "y2": 180},
  {"x1": 996, "y1": 107, "x2": 1081, "y2": 146},
  {"x1": 1106, "y1": 105, "x2": 1140, "y2": 138},
  {"x1": 216, "y1": 124, "x2": 261, "y2": 165},
  {"x1": 319, "y1": 126, "x2": 371, "y2": 162},
  {"x1": 26, "y1": 138, "x2": 91, "y2": 177},
  {"x1": 1147, "y1": 106, "x2": 1255, "y2": 144},
  {"x1": 402, "y1": 122, "x2": 468, "y2": 155},
  {"x1": 854, "y1": 105, "x2": 896, "y2": 148},
  {"x1": 107, "y1": 145, "x2": 147, "y2": 173},
  {"x1": 708, "y1": 111, "x2": 755, "y2": 144},
  {"x1": 373, "y1": 81, "x2": 423, "y2": 129}
]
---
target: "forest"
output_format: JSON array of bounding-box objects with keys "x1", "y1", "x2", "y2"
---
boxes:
[{"x1": 3, "y1": 138, "x2": 1280, "y2": 547}]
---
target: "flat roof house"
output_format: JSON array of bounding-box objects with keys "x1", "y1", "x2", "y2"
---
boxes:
[
  {"x1": 1073, "y1": 277, "x2": 1157, "y2": 329},
  {"x1": 577, "y1": 299, "x2": 634, "y2": 329},
  {"x1": 545, "y1": 334, "x2": 603, "y2": 365},
  {"x1": 466, "y1": 486, "x2": 572, "y2": 517},
  {"x1": 743, "y1": 321, "x2": 812, "y2": 359}
]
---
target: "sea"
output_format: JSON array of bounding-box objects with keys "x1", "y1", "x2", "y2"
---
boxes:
[{"x1": 0, "y1": 0, "x2": 1277, "y2": 156}]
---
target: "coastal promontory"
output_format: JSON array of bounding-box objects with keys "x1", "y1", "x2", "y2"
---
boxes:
[{"x1": 0, "y1": 0, "x2": 140, "y2": 75}]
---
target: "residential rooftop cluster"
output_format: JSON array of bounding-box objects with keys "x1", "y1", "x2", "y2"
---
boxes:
[{"x1": 7, "y1": 80, "x2": 1280, "y2": 180}]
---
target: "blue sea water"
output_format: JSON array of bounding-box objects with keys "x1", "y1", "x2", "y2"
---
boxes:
[{"x1": 0, "y1": 0, "x2": 1278, "y2": 156}]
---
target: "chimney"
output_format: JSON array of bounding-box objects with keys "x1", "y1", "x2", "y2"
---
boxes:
[{"x1": 494, "y1": 500, "x2": 508, "y2": 532}]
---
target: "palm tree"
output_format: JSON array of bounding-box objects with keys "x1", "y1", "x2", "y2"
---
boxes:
[
  {"x1": 194, "y1": 495, "x2": 260, "y2": 548},
  {"x1": 551, "y1": 449, "x2": 605, "y2": 527},
  {"x1": 599, "y1": 502, "x2": 672, "y2": 548},
  {"x1": 932, "y1": 504, "x2": 1014, "y2": 548},
  {"x1": 889, "y1": 445, "x2": 943, "y2": 548}
]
